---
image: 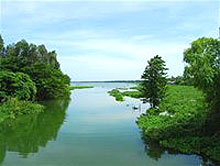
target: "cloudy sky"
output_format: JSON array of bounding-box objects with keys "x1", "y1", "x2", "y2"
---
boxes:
[{"x1": 1, "y1": 0, "x2": 219, "y2": 81}]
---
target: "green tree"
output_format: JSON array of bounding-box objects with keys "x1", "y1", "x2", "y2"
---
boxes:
[
  {"x1": 0, "y1": 37, "x2": 70, "y2": 100},
  {"x1": 0, "y1": 71, "x2": 36, "y2": 102},
  {"x1": 5, "y1": 39, "x2": 60, "y2": 69},
  {"x1": 0, "y1": 35, "x2": 4, "y2": 56},
  {"x1": 21, "y1": 63, "x2": 70, "y2": 100},
  {"x1": 141, "y1": 55, "x2": 168, "y2": 108},
  {"x1": 183, "y1": 37, "x2": 220, "y2": 110}
]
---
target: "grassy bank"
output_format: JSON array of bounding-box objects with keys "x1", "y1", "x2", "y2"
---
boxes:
[
  {"x1": 137, "y1": 85, "x2": 220, "y2": 162},
  {"x1": 0, "y1": 98, "x2": 44, "y2": 123},
  {"x1": 70, "y1": 86, "x2": 94, "y2": 90}
]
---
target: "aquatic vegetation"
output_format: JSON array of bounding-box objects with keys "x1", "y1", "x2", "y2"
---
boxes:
[
  {"x1": 137, "y1": 85, "x2": 220, "y2": 162},
  {"x1": 70, "y1": 86, "x2": 94, "y2": 90},
  {"x1": 108, "y1": 86, "x2": 143, "y2": 102},
  {"x1": 108, "y1": 89, "x2": 124, "y2": 101},
  {"x1": 122, "y1": 91, "x2": 143, "y2": 98}
]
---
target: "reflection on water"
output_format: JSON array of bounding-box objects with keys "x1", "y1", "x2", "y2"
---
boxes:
[
  {"x1": 141, "y1": 133, "x2": 219, "y2": 166},
  {"x1": 0, "y1": 97, "x2": 70, "y2": 163},
  {"x1": 0, "y1": 83, "x2": 216, "y2": 166}
]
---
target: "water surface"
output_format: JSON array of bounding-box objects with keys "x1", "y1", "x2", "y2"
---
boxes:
[{"x1": 0, "y1": 83, "x2": 207, "y2": 166}]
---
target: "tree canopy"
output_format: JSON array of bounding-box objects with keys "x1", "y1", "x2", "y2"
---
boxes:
[
  {"x1": 184, "y1": 37, "x2": 220, "y2": 110},
  {"x1": 0, "y1": 36, "x2": 70, "y2": 100}
]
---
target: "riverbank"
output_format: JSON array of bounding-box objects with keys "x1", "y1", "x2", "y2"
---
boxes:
[{"x1": 137, "y1": 85, "x2": 220, "y2": 162}]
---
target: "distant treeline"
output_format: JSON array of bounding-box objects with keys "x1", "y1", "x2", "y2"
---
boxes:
[{"x1": 71, "y1": 80, "x2": 143, "y2": 83}]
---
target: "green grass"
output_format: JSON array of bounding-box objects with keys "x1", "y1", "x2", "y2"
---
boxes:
[
  {"x1": 70, "y1": 86, "x2": 94, "y2": 90},
  {"x1": 137, "y1": 85, "x2": 220, "y2": 162}
]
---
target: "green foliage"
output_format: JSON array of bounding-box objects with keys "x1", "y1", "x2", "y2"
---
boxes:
[
  {"x1": 0, "y1": 71, "x2": 36, "y2": 102},
  {"x1": 141, "y1": 55, "x2": 168, "y2": 108},
  {"x1": 0, "y1": 98, "x2": 44, "y2": 119},
  {"x1": 137, "y1": 85, "x2": 220, "y2": 161},
  {"x1": 0, "y1": 35, "x2": 4, "y2": 56},
  {"x1": 122, "y1": 91, "x2": 143, "y2": 98},
  {"x1": 70, "y1": 86, "x2": 94, "y2": 90},
  {"x1": 108, "y1": 89, "x2": 124, "y2": 101},
  {"x1": 0, "y1": 37, "x2": 70, "y2": 100},
  {"x1": 183, "y1": 37, "x2": 220, "y2": 111},
  {"x1": 22, "y1": 63, "x2": 70, "y2": 100},
  {"x1": 168, "y1": 76, "x2": 192, "y2": 85},
  {"x1": 137, "y1": 86, "x2": 208, "y2": 140},
  {"x1": 4, "y1": 39, "x2": 60, "y2": 69}
]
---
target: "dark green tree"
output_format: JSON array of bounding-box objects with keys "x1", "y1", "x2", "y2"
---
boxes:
[
  {"x1": 141, "y1": 55, "x2": 168, "y2": 108},
  {"x1": 0, "y1": 37, "x2": 70, "y2": 100},
  {"x1": 4, "y1": 40, "x2": 60, "y2": 69},
  {"x1": 0, "y1": 35, "x2": 4, "y2": 56}
]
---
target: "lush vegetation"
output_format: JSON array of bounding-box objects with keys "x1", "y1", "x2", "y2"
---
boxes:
[
  {"x1": 108, "y1": 88, "x2": 143, "y2": 102},
  {"x1": 0, "y1": 71, "x2": 36, "y2": 102},
  {"x1": 122, "y1": 91, "x2": 143, "y2": 98},
  {"x1": 141, "y1": 55, "x2": 168, "y2": 108},
  {"x1": 137, "y1": 85, "x2": 220, "y2": 161},
  {"x1": 21, "y1": 63, "x2": 70, "y2": 100},
  {"x1": 0, "y1": 36, "x2": 70, "y2": 100},
  {"x1": 108, "y1": 89, "x2": 124, "y2": 101},
  {"x1": 70, "y1": 86, "x2": 94, "y2": 90},
  {"x1": 183, "y1": 37, "x2": 220, "y2": 132},
  {"x1": 0, "y1": 35, "x2": 70, "y2": 124},
  {"x1": 137, "y1": 37, "x2": 220, "y2": 162}
]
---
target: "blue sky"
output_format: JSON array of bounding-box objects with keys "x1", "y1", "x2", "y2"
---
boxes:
[{"x1": 1, "y1": 0, "x2": 219, "y2": 81}]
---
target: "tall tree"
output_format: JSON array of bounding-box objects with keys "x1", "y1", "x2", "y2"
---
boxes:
[
  {"x1": 0, "y1": 35, "x2": 4, "y2": 56},
  {"x1": 141, "y1": 55, "x2": 168, "y2": 108},
  {"x1": 184, "y1": 37, "x2": 220, "y2": 110}
]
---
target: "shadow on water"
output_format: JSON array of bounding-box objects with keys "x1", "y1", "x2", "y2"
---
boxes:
[
  {"x1": 0, "y1": 97, "x2": 71, "y2": 164},
  {"x1": 141, "y1": 132, "x2": 219, "y2": 166}
]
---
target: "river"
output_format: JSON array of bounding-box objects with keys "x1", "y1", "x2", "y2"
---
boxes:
[{"x1": 0, "y1": 83, "x2": 209, "y2": 166}]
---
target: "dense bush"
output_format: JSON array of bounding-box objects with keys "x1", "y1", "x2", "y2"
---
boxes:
[{"x1": 0, "y1": 71, "x2": 36, "y2": 102}]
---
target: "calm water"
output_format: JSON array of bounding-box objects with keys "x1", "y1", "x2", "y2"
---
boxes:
[{"x1": 0, "y1": 83, "x2": 209, "y2": 166}]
